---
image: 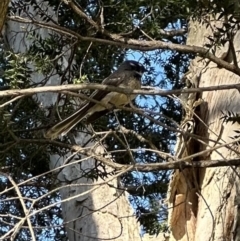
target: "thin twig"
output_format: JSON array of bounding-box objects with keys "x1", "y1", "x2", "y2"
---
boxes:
[
  {"x1": 79, "y1": 42, "x2": 93, "y2": 78},
  {"x1": 8, "y1": 176, "x2": 36, "y2": 241},
  {"x1": 0, "y1": 95, "x2": 24, "y2": 108}
]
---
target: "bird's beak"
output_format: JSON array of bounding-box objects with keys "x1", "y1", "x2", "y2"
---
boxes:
[{"x1": 140, "y1": 66, "x2": 147, "y2": 75}]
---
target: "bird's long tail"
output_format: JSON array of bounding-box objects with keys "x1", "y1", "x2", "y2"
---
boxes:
[{"x1": 44, "y1": 106, "x2": 88, "y2": 140}]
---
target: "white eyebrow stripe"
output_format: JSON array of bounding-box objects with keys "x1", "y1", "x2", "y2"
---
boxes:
[{"x1": 135, "y1": 71, "x2": 143, "y2": 76}]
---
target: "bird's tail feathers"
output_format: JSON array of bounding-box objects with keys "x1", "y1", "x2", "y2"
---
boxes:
[{"x1": 44, "y1": 106, "x2": 88, "y2": 139}]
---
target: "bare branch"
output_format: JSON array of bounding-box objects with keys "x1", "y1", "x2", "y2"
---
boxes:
[
  {"x1": 7, "y1": 16, "x2": 240, "y2": 76},
  {"x1": 17, "y1": 138, "x2": 240, "y2": 172},
  {"x1": 61, "y1": 0, "x2": 102, "y2": 32},
  {"x1": 158, "y1": 28, "x2": 187, "y2": 37},
  {"x1": 1, "y1": 82, "x2": 240, "y2": 98},
  {"x1": 0, "y1": 95, "x2": 24, "y2": 108},
  {"x1": 8, "y1": 176, "x2": 36, "y2": 241}
]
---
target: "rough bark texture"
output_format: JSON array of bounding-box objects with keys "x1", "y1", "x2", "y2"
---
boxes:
[
  {"x1": 0, "y1": 0, "x2": 10, "y2": 32},
  {"x1": 168, "y1": 17, "x2": 240, "y2": 241},
  {"x1": 193, "y1": 21, "x2": 240, "y2": 241}
]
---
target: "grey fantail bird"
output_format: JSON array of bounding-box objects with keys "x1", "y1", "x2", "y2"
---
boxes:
[{"x1": 44, "y1": 60, "x2": 146, "y2": 139}]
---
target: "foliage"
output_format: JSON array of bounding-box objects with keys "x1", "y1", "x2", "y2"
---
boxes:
[
  {"x1": 221, "y1": 111, "x2": 240, "y2": 124},
  {"x1": 1, "y1": 0, "x2": 192, "y2": 239},
  {"x1": 1, "y1": 0, "x2": 239, "y2": 240}
]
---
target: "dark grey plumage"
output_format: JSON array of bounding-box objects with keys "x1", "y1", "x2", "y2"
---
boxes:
[{"x1": 45, "y1": 60, "x2": 146, "y2": 139}]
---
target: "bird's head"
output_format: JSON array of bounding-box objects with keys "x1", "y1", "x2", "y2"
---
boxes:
[{"x1": 119, "y1": 60, "x2": 146, "y2": 77}]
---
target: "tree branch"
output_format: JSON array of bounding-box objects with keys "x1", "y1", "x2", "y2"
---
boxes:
[
  {"x1": 7, "y1": 16, "x2": 240, "y2": 77},
  {"x1": 61, "y1": 0, "x2": 102, "y2": 32},
  {"x1": 1, "y1": 82, "x2": 240, "y2": 98},
  {"x1": 19, "y1": 139, "x2": 240, "y2": 172}
]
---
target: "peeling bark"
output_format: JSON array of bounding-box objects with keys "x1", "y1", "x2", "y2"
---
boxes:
[{"x1": 168, "y1": 17, "x2": 240, "y2": 241}]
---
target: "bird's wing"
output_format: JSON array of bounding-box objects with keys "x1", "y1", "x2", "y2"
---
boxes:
[
  {"x1": 86, "y1": 109, "x2": 109, "y2": 123},
  {"x1": 80, "y1": 70, "x2": 127, "y2": 111},
  {"x1": 44, "y1": 70, "x2": 129, "y2": 139}
]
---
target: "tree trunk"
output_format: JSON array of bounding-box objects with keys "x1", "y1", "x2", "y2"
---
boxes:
[
  {"x1": 0, "y1": 0, "x2": 10, "y2": 32},
  {"x1": 51, "y1": 136, "x2": 144, "y2": 241},
  {"x1": 167, "y1": 17, "x2": 240, "y2": 241}
]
